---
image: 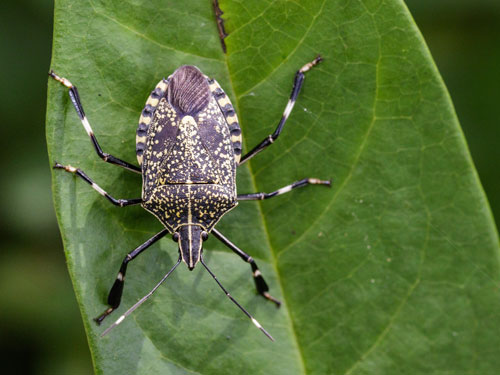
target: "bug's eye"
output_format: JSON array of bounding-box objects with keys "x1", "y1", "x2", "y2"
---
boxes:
[
  {"x1": 201, "y1": 231, "x2": 208, "y2": 241},
  {"x1": 172, "y1": 233, "x2": 179, "y2": 242}
]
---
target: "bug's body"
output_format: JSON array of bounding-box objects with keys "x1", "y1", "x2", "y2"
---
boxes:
[
  {"x1": 49, "y1": 56, "x2": 329, "y2": 341},
  {"x1": 136, "y1": 66, "x2": 240, "y2": 269}
]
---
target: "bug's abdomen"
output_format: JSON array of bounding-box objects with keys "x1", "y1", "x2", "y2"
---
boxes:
[{"x1": 143, "y1": 184, "x2": 236, "y2": 232}]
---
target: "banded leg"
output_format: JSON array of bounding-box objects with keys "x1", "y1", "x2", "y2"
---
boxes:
[
  {"x1": 95, "y1": 228, "x2": 170, "y2": 324},
  {"x1": 239, "y1": 55, "x2": 322, "y2": 165},
  {"x1": 238, "y1": 178, "x2": 331, "y2": 201},
  {"x1": 49, "y1": 70, "x2": 141, "y2": 173},
  {"x1": 211, "y1": 228, "x2": 281, "y2": 307},
  {"x1": 53, "y1": 163, "x2": 142, "y2": 207}
]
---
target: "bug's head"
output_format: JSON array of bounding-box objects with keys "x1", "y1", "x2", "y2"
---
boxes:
[
  {"x1": 173, "y1": 225, "x2": 209, "y2": 271},
  {"x1": 168, "y1": 65, "x2": 211, "y2": 116}
]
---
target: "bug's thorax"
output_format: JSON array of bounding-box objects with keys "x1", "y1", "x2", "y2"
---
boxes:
[{"x1": 175, "y1": 224, "x2": 208, "y2": 270}]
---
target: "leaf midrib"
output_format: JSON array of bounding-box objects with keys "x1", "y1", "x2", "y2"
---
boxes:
[{"x1": 220, "y1": 31, "x2": 308, "y2": 375}]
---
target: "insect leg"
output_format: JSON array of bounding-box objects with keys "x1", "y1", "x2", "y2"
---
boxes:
[
  {"x1": 211, "y1": 228, "x2": 281, "y2": 307},
  {"x1": 237, "y1": 178, "x2": 331, "y2": 201},
  {"x1": 53, "y1": 163, "x2": 142, "y2": 207},
  {"x1": 49, "y1": 70, "x2": 141, "y2": 173},
  {"x1": 95, "y1": 228, "x2": 170, "y2": 324},
  {"x1": 239, "y1": 55, "x2": 322, "y2": 165}
]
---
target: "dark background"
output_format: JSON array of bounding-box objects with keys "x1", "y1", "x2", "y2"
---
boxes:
[{"x1": 0, "y1": 0, "x2": 498, "y2": 373}]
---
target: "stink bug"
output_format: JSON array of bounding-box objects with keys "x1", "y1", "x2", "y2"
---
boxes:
[{"x1": 49, "y1": 56, "x2": 330, "y2": 341}]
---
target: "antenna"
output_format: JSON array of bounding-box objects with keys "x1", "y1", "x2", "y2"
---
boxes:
[
  {"x1": 200, "y1": 256, "x2": 274, "y2": 341},
  {"x1": 101, "y1": 257, "x2": 182, "y2": 337}
]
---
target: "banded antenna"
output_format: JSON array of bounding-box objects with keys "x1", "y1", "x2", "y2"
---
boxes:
[
  {"x1": 200, "y1": 256, "x2": 274, "y2": 341},
  {"x1": 101, "y1": 257, "x2": 182, "y2": 337}
]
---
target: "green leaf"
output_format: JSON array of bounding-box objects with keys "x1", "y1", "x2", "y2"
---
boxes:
[{"x1": 47, "y1": 0, "x2": 500, "y2": 373}]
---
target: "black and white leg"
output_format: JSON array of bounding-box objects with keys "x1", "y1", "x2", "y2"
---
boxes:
[
  {"x1": 239, "y1": 55, "x2": 322, "y2": 165},
  {"x1": 53, "y1": 163, "x2": 142, "y2": 207},
  {"x1": 211, "y1": 228, "x2": 281, "y2": 307},
  {"x1": 95, "y1": 228, "x2": 170, "y2": 324},
  {"x1": 237, "y1": 177, "x2": 331, "y2": 201},
  {"x1": 49, "y1": 71, "x2": 141, "y2": 173}
]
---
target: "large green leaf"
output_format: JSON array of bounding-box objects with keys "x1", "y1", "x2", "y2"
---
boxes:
[{"x1": 47, "y1": 0, "x2": 500, "y2": 373}]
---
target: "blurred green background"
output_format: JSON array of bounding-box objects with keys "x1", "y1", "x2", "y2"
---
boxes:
[{"x1": 0, "y1": 0, "x2": 498, "y2": 374}]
